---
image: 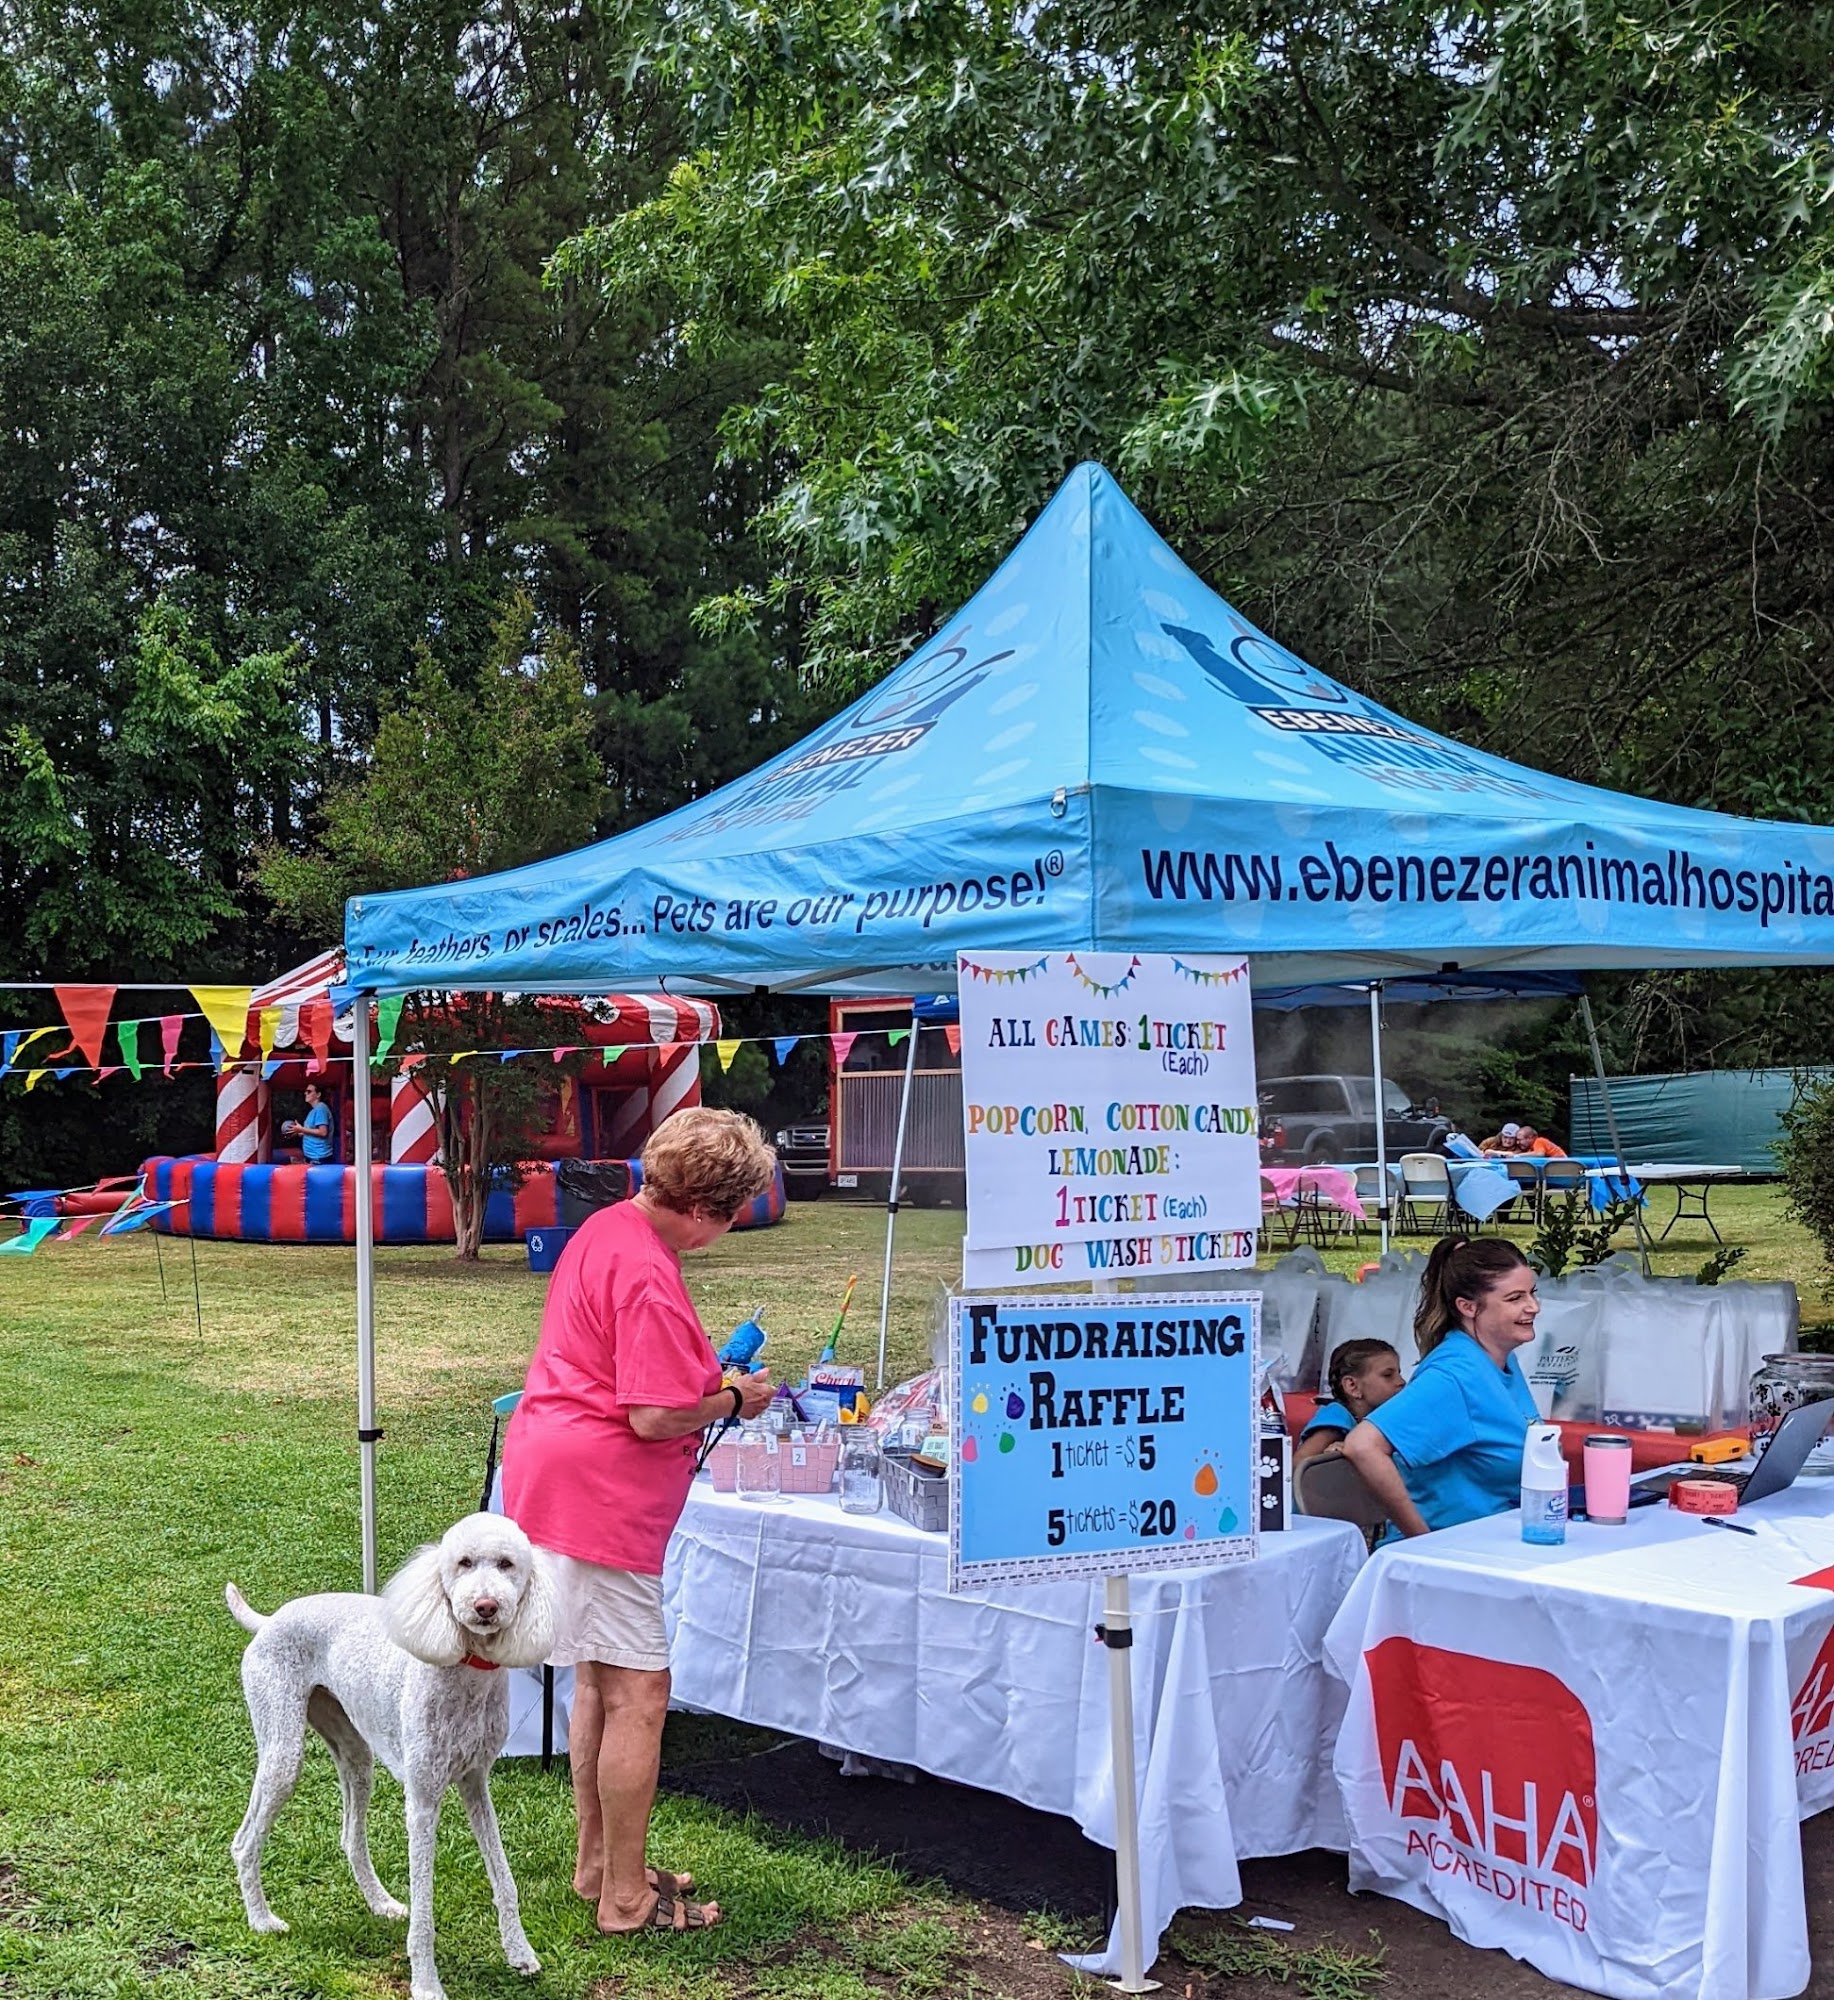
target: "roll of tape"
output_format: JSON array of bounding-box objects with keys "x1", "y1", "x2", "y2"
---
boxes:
[{"x1": 1671, "y1": 1477, "x2": 1739, "y2": 1516}]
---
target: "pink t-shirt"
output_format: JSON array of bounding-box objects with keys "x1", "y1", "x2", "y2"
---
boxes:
[{"x1": 501, "y1": 1201, "x2": 721, "y2": 1575}]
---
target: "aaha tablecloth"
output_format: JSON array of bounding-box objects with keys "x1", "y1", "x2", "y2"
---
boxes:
[
  {"x1": 1325, "y1": 1480, "x2": 1834, "y2": 2000},
  {"x1": 666, "y1": 1483, "x2": 1366, "y2": 1976}
]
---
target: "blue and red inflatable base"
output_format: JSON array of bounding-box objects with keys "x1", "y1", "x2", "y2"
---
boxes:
[{"x1": 138, "y1": 1156, "x2": 785, "y2": 1244}]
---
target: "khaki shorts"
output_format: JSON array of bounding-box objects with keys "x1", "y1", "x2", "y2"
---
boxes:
[{"x1": 545, "y1": 1552, "x2": 669, "y2": 1672}]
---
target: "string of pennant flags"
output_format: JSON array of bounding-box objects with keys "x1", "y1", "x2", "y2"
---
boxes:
[{"x1": 0, "y1": 1005, "x2": 962, "y2": 1087}]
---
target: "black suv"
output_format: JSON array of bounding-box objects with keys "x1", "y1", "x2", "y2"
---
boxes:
[
  {"x1": 1259, "y1": 1074, "x2": 1450, "y2": 1166},
  {"x1": 773, "y1": 1122, "x2": 831, "y2": 1198}
]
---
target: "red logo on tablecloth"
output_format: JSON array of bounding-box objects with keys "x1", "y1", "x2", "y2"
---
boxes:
[
  {"x1": 1367, "y1": 1637, "x2": 1597, "y2": 1931},
  {"x1": 1792, "y1": 1624, "x2": 1834, "y2": 1774}
]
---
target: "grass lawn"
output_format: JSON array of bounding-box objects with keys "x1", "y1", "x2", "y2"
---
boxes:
[{"x1": 0, "y1": 1187, "x2": 1823, "y2": 1999}]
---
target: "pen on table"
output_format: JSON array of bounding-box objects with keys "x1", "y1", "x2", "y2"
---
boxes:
[{"x1": 1701, "y1": 1516, "x2": 1758, "y2": 1537}]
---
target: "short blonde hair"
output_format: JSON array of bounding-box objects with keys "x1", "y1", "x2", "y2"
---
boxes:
[{"x1": 640, "y1": 1107, "x2": 778, "y2": 1218}]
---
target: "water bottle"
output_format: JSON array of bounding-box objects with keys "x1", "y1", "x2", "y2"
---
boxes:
[{"x1": 1521, "y1": 1423, "x2": 1569, "y2": 1546}]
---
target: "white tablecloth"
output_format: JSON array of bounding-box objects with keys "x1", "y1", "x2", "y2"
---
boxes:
[
  {"x1": 1325, "y1": 1479, "x2": 1834, "y2": 2000},
  {"x1": 666, "y1": 1483, "x2": 1366, "y2": 1976}
]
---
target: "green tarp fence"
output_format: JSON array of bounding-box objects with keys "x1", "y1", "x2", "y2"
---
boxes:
[{"x1": 1569, "y1": 1068, "x2": 1831, "y2": 1175}]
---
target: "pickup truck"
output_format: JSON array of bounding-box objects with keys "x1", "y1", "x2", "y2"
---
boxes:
[{"x1": 1259, "y1": 1074, "x2": 1451, "y2": 1166}]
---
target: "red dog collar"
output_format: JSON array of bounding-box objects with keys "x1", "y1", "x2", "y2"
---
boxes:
[{"x1": 461, "y1": 1654, "x2": 500, "y2": 1671}]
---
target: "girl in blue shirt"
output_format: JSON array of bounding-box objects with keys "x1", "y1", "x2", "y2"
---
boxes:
[
  {"x1": 1295, "y1": 1339, "x2": 1406, "y2": 1468},
  {"x1": 1341, "y1": 1237, "x2": 1541, "y2": 1536}
]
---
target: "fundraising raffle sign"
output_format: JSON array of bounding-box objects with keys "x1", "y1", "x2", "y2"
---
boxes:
[
  {"x1": 948, "y1": 1294, "x2": 1259, "y2": 1588},
  {"x1": 956, "y1": 950, "x2": 1260, "y2": 1287}
]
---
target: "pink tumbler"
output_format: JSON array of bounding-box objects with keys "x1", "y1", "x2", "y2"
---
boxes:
[{"x1": 1583, "y1": 1435, "x2": 1633, "y2": 1525}]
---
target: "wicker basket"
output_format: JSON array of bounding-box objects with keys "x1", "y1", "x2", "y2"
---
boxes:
[{"x1": 882, "y1": 1449, "x2": 948, "y2": 1532}]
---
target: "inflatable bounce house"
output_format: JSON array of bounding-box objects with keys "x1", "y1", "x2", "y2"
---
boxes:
[{"x1": 141, "y1": 951, "x2": 784, "y2": 1243}]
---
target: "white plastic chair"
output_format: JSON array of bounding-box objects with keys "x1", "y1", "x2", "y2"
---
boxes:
[{"x1": 1398, "y1": 1152, "x2": 1453, "y2": 1234}]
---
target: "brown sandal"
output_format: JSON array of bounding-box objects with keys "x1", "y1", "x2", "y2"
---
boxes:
[{"x1": 644, "y1": 1890, "x2": 719, "y2": 1932}]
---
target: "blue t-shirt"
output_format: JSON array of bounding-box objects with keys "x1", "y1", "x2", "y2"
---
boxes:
[
  {"x1": 1300, "y1": 1401, "x2": 1354, "y2": 1443},
  {"x1": 1366, "y1": 1332, "x2": 1539, "y2": 1531},
  {"x1": 301, "y1": 1102, "x2": 334, "y2": 1163}
]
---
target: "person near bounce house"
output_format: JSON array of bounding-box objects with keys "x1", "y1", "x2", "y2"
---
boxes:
[
  {"x1": 280, "y1": 1081, "x2": 335, "y2": 1162},
  {"x1": 500, "y1": 1107, "x2": 779, "y2": 1937},
  {"x1": 1340, "y1": 1238, "x2": 1541, "y2": 1537}
]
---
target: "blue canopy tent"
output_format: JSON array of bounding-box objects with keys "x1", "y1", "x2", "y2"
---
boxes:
[{"x1": 334, "y1": 463, "x2": 1834, "y2": 1583}]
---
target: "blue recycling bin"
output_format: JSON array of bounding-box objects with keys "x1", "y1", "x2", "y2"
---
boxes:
[{"x1": 525, "y1": 1225, "x2": 575, "y2": 1273}]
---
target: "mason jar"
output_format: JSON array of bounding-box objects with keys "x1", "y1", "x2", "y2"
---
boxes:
[{"x1": 1749, "y1": 1354, "x2": 1834, "y2": 1476}]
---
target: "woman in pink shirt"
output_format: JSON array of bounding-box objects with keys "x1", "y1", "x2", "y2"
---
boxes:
[{"x1": 502, "y1": 1108, "x2": 778, "y2": 1937}]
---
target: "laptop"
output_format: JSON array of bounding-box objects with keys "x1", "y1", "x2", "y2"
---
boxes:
[{"x1": 1628, "y1": 1397, "x2": 1834, "y2": 1509}]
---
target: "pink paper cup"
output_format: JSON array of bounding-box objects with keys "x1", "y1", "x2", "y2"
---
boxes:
[{"x1": 1583, "y1": 1435, "x2": 1633, "y2": 1525}]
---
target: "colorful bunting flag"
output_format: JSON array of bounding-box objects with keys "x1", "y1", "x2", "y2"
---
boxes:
[
  {"x1": 262, "y1": 1059, "x2": 283, "y2": 1080},
  {"x1": 1, "y1": 1031, "x2": 18, "y2": 1077},
  {"x1": 944, "y1": 1024, "x2": 962, "y2": 1056},
  {"x1": 190, "y1": 985, "x2": 255, "y2": 1061},
  {"x1": 118, "y1": 1019, "x2": 143, "y2": 1081},
  {"x1": 160, "y1": 1015, "x2": 183, "y2": 1076},
  {"x1": 772, "y1": 1036, "x2": 800, "y2": 1065},
  {"x1": 53, "y1": 985, "x2": 116, "y2": 1070},
  {"x1": 9, "y1": 1025, "x2": 61, "y2": 1070},
  {"x1": 56, "y1": 1216, "x2": 102, "y2": 1241},
  {"x1": 258, "y1": 1007, "x2": 281, "y2": 1059},
  {"x1": 301, "y1": 999, "x2": 332, "y2": 1072},
  {"x1": 715, "y1": 1038, "x2": 742, "y2": 1073},
  {"x1": 23, "y1": 1068, "x2": 49, "y2": 1092},
  {"x1": 101, "y1": 1199, "x2": 180, "y2": 1236},
  {"x1": 887, "y1": 1027, "x2": 909, "y2": 1049},
  {"x1": 376, "y1": 994, "x2": 405, "y2": 1058},
  {"x1": 832, "y1": 1032, "x2": 858, "y2": 1065},
  {"x1": 95, "y1": 1066, "x2": 121, "y2": 1083},
  {"x1": 497, "y1": 1050, "x2": 522, "y2": 1063},
  {"x1": 0, "y1": 1216, "x2": 60, "y2": 1256},
  {"x1": 209, "y1": 1030, "x2": 226, "y2": 1072}
]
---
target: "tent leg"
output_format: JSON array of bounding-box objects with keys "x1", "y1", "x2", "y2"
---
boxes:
[
  {"x1": 1368, "y1": 983, "x2": 1390, "y2": 1255},
  {"x1": 353, "y1": 999, "x2": 380, "y2": 1592},
  {"x1": 1578, "y1": 993, "x2": 1651, "y2": 1277},
  {"x1": 875, "y1": 1011, "x2": 920, "y2": 1392}
]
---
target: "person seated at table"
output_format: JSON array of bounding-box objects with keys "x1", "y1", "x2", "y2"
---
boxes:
[
  {"x1": 1514, "y1": 1124, "x2": 1567, "y2": 1158},
  {"x1": 1340, "y1": 1237, "x2": 1541, "y2": 1538},
  {"x1": 1295, "y1": 1339, "x2": 1406, "y2": 1467},
  {"x1": 1477, "y1": 1121, "x2": 1522, "y2": 1154}
]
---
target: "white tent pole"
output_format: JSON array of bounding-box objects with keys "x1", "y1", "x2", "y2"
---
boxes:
[
  {"x1": 1578, "y1": 992, "x2": 1653, "y2": 1277},
  {"x1": 1369, "y1": 982, "x2": 1390, "y2": 1254},
  {"x1": 352, "y1": 998, "x2": 379, "y2": 1592},
  {"x1": 875, "y1": 1009, "x2": 921, "y2": 1392}
]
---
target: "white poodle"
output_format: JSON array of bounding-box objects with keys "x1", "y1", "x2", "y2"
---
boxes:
[{"x1": 225, "y1": 1513, "x2": 559, "y2": 2000}]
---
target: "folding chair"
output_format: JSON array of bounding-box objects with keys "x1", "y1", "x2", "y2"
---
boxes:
[
  {"x1": 1260, "y1": 1174, "x2": 1299, "y2": 1250},
  {"x1": 1504, "y1": 1158, "x2": 1544, "y2": 1227},
  {"x1": 1352, "y1": 1164, "x2": 1390, "y2": 1242},
  {"x1": 1293, "y1": 1173, "x2": 1347, "y2": 1250},
  {"x1": 1398, "y1": 1152, "x2": 1453, "y2": 1235},
  {"x1": 1293, "y1": 1447, "x2": 1392, "y2": 1552}
]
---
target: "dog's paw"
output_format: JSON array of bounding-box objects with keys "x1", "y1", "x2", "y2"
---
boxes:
[{"x1": 249, "y1": 1913, "x2": 289, "y2": 1936}]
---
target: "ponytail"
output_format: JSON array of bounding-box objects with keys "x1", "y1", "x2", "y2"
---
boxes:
[{"x1": 1414, "y1": 1237, "x2": 1532, "y2": 1357}]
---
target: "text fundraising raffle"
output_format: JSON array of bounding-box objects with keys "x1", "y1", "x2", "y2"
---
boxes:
[{"x1": 949, "y1": 1295, "x2": 1260, "y2": 1588}]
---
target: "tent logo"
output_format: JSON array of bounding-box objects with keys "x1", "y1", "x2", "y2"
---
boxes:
[
  {"x1": 660, "y1": 631, "x2": 1011, "y2": 841},
  {"x1": 1161, "y1": 622, "x2": 1560, "y2": 802},
  {"x1": 1367, "y1": 1637, "x2": 1597, "y2": 1929}
]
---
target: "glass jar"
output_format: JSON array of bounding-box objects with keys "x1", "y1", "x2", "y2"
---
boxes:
[
  {"x1": 735, "y1": 1420, "x2": 783, "y2": 1503},
  {"x1": 1749, "y1": 1354, "x2": 1834, "y2": 1476},
  {"x1": 838, "y1": 1429, "x2": 884, "y2": 1514}
]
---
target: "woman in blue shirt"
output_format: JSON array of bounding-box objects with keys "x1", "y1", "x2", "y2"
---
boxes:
[
  {"x1": 282, "y1": 1082, "x2": 336, "y2": 1163},
  {"x1": 1341, "y1": 1237, "x2": 1541, "y2": 1536}
]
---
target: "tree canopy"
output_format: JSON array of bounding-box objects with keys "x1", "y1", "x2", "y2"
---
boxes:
[{"x1": 5, "y1": 0, "x2": 1833, "y2": 1185}]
